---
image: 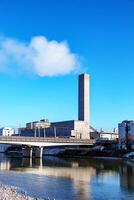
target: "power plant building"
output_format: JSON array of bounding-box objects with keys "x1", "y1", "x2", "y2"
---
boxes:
[{"x1": 19, "y1": 74, "x2": 92, "y2": 139}]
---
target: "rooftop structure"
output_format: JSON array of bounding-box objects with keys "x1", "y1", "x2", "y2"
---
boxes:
[{"x1": 26, "y1": 119, "x2": 50, "y2": 129}]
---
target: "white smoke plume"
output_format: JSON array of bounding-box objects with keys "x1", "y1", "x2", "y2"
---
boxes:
[{"x1": 0, "y1": 36, "x2": 80, "y2": 76}]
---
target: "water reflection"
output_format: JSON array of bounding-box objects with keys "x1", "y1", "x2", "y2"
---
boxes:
[
  {"x1": 16, "y1": 157, "x2": 96, "y2": 200},
  {"x1": 0, "y1": 154, "x2": 11, "y2": 171},
  {"x1": 119, "y1": 164, "x2": 134, "y2": 191},
  {"x1": 0, "y1": 154, "x2": 133, "y2": 200}
]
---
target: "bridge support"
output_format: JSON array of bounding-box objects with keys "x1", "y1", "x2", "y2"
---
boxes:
[
  {"x1": 22, "y1": 147, "x2": 32, "y2": 158},
  {"x1": 35, "y1": 147, "x2": 43, "y2": 158}
]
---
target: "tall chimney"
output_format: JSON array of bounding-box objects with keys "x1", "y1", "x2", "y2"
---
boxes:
[{"x1": 78, "y1": 74, "x2": 90, "y2": 123}]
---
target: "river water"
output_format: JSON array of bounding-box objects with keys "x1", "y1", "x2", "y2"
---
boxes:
[{"x1": 0, "y1": 154, "x2": 133, "y2": 200}]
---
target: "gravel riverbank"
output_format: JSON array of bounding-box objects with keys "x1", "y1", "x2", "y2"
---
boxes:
[{"x1": 0, "y1": 185, "x2": 42, "y2": 200}]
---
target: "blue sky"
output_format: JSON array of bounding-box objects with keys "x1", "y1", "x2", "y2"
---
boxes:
[{"x1": 0, "y1": 0, "x2": 133, "y2": 131}]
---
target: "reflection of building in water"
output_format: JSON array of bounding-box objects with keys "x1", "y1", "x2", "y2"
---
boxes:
[
  {"x1": 73, "y1": 181, "x2": 91, "y2": 200},
  {"x1": 19, "y1": 158, "x2": 96, "y2": 200},
  {"x1": 119, "y1": 165, "x2": 134, "y2": 190},
  {"x1": 0, "y1": 160, "x2": 11, "y2": 170},
  {"x1": 0, "y1": 144, "x2": 11, "y2": 153},
  {"x1": 21, "y1": 158, "x2": 96, "y2": 181}
]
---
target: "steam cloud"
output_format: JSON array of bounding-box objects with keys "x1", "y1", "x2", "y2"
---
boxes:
[{"x1": 0, "y1": 36, "x2": 80, "y2": 76}]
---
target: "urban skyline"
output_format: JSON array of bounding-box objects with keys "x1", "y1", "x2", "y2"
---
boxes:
[{"x1": 0, "y1": 0, "x2": 133, "y2": 131}]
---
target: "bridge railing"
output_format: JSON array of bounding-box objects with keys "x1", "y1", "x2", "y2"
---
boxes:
[{"x1": 0, "y1": 136, "x2": 96, "y2": 144}]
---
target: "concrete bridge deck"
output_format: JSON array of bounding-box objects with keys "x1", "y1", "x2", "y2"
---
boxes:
[
  {"x1": 0, "y1": 136, "x2": 96, "y2": 158},
  {"x1": 0, "y1": 136, "x2": 96, "y2": 147},
  {"x1": 0, "y1": 136, "x2": 117, "y2": 158}
]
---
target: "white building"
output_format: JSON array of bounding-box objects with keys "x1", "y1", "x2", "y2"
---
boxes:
[
  {"x1": 0, "y1": 127, "x2": 15, "y2": 136},
  {"x1": 100, "y1": 132, "x2": 118, "y2": 140},
  {"x1": 0, "y1": 127, "x2": 15, "y2": 152},
  {"x1": 118, "y1": 120, "x2": 134, "y2": 150}
]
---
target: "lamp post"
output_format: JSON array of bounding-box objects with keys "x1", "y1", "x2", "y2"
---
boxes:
[
  {"x1": 54, "y1": 127, "x2": 56, "y2": 138},
  {"x1": 38, "y1": 127, "x2": 41, "y2": 137},
  {"x1": 34, "y1": 127, "x2": 37, "y2": 137},
  {"x1": 44, "y1": 127, "x2": 46, "y2": 137}
]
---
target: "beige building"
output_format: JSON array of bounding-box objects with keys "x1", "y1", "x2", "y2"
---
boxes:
[{"x1": 51, "y1": 120, "x2": 90, "y2": 139}]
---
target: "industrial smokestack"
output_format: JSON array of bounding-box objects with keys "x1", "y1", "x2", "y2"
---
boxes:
[{"x1": 78, "y1": 74, "x2": 90, "y2": 123}]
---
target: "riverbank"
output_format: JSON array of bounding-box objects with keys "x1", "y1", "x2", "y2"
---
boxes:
[
  {"x1": 58, "y1": 148, "x2": 133, "y2": 159},
  {"x1": 0, "y1": 185, "x2": 42, "y2": 200}
]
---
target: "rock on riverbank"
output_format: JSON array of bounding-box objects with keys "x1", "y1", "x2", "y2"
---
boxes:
[{"x1": 0, "y1": 185, "x2": 41, "y2": 200}]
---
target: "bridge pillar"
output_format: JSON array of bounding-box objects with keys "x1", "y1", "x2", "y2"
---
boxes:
[
  {"x1": 35, "y1": 147, "x2": 43, "y2": 158},
  {"x1": 22, "y1": 147, "x2": 33, "y2": 158}
]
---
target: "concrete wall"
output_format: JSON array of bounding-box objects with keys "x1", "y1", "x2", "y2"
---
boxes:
[{"x1": 74, "y1": 121, "x2": 90, "y2": 139}]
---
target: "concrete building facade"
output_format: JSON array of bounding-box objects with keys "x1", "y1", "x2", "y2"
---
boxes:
[
  {"x1": 78, "y1": 74, "x2": 90, "y2": 123},
  {"x1": 20, "y1": 120, "x2": 96, "y2": 139}
]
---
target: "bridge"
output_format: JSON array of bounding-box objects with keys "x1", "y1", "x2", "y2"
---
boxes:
[{"x1": 0, "y1": 136, "x2": 96, "y2": 158}]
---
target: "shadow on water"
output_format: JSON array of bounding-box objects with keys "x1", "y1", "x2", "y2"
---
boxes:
[{"x1": 0, "y1": 154, "x2": 133, "y2": 200}]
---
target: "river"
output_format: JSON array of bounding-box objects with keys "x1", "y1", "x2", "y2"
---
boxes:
[{"x1": 0, "y1": 154, "x2": 133, "y2": 200}]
